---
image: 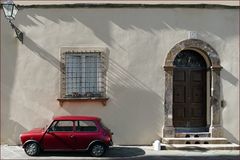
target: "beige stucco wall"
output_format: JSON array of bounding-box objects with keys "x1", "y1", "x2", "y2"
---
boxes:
[{"x1": 1, "y1": 7, "x2": 239, "y2": 145}]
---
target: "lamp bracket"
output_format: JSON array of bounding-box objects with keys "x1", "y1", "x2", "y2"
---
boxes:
[{"x1": 9, "y1": 20, "x2": 23, "y2": 43}]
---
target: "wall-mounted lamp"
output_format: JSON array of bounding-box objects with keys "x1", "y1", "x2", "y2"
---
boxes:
[{"x1": 2, "y1": 0, "x2": 23, "y2": 43}]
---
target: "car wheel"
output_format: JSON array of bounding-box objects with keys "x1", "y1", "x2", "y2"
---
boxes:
[
  {"x1": 89, "y1": 143, "x2": 106, "y2": 157},
  {"x1": 24, "y1": 142, "x2": 40, "y2": 156}
]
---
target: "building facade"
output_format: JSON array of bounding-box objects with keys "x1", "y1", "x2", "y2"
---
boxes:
[{"x1": 1, "y1": 2, "x2": 239, "y2": 145}]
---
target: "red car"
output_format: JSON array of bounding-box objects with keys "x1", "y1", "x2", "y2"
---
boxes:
[{"x1": 20, "y1": 116, "x2": 113, "y2": 157}]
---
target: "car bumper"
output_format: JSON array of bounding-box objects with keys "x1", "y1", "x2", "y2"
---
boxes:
[{"x1": 109, "y1": 140, "x2": 113, "y2": 146}]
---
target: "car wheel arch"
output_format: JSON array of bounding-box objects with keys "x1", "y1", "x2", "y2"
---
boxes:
[
  {"x1": 23, "y1": 140, "x2": 41, "y2": 149},
  {"x1": 23, "y1": 140, "x2": 42, "y2": 156},
  {"x1": 87, "y1": 140, "x2": 107, "y2": 150},
  {"x1": 88, "y1": 140, "x2": 107, "y2": 157}
]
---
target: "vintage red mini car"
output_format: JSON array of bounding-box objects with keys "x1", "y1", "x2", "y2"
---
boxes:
[{"x1": 20, "y1": 116, "x2": 113, "y2": 157}]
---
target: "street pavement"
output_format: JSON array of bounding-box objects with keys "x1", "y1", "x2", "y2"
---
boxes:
[{"x1": 1, "y1": 145, "x2": 240, "y2": 160}]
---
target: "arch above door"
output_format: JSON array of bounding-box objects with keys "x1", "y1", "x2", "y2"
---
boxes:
[{"x1": 163, "y1": 39, "x2": 222, "y2": 138}]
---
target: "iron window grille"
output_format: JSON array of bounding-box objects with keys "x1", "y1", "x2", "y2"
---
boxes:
[{"x1": 60, "y1": 48, "x2": 107, "y2": 99}]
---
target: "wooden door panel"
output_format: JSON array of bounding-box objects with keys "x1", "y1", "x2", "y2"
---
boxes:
[
  {"x1": 173, "y1": 70, "x2": 186, "y2": 81},
  {"x1": 173, "y1": 105, "x2": 186, "y2": 119},
  {"x1": 173, "y1": 69, "x2": 206, "y2": 127},
  {"x1": 173, "y1": 69, "x2": 188, "y2": 127},
  {"x1": 191, "y1": 107, "x2": 204, "y2": 117},
  {"x1": 173, "y1": 85, "x2": 186, "y2": 103},
  {"x1": 191, "y1": 71, "x2": 202, "y2": 81},
  {"x1": 191, "y1": 85, "x2": 203, "y2": 103}
]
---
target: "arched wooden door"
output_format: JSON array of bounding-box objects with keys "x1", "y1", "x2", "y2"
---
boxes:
[{"x1": 173, "y1": 50, "x2": 207, "y2": 127}]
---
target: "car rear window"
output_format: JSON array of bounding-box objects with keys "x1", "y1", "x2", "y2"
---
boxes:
[{"x1": 76, "y1": 121, "x2": 97, "y2": 132}]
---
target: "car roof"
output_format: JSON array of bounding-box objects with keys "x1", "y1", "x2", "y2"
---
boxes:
[{"x1": 53, "y1": 116, "x2": 101, "y2": 121}]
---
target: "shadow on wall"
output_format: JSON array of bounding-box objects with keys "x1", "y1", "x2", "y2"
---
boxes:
[
  {"x1": 4, "y1": 8, "x2": 238, "y2": 145},
  {"x1": 4, "y1": 120, "x2": 26, "y2": 145},
  {"x1": 3, "y1": 20, "x2": 163, "y2": 145},
  {"x1": 222, "y1": 127, "x2": 239, "y2": 144},
  {"x1": 1, "y1": 17, "x2": 26, "y2": 145},
  {"x1": 108, "y1": 58, "x2": 165, "y2": 144},
  {"x1": 17, "y1": 8, "x2": 238, "y2": 46},
  {"x1": 62, "y1": 57, "x2": 165, "y2": 145},
  {"x1": 16, "y1": 9, "x2": 169, "y2": 145},
  {"x1": 23, "y1": 36, "x2": 62, "y2": 71},
  {"x1": 220, "y1": 68, "x2": 239, "y2": 144},
  {"x1": 221, "y1": 68, "x2": 238, "y2": 86},
  {"x1": 1, "y1": 34, "x2": 61, "y2": 144}
]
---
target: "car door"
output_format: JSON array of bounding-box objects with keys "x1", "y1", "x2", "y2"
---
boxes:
[
  {"x1": 74, "y1": 120, "x2": 100, "y2": 150},
  {"x1": 42, "y1": 120, "x2": 77, "y2": 151}
]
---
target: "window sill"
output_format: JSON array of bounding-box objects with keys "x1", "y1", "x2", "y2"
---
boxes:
[{"x1": 57, "y1": 97, "x2": 109, "y2": 106}]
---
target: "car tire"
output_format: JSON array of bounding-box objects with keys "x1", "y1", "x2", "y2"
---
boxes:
[
  {"x1": 24, "y1": 142, "x2": 40, "y2": 156},
  {"x1": 89, "y1": 143, "x2": 106, "y2": 157}
]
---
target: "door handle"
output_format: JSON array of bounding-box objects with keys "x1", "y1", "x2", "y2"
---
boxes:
[{"x1": 70, "y1": 135, "x2": 75, "y2": 138}]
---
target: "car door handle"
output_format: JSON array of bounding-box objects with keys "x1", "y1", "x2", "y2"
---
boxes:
[{"x1": 70, "y1": 135, "x2": 75, "y2": 138}]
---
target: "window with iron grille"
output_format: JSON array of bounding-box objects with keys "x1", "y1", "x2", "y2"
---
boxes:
[{"x1": 60, "y1": 48, "x2": 107, "y2": 99}]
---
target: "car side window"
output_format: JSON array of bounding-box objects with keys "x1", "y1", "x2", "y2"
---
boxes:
[
  {"x1": 76, "y1": 121, "x2": 97, "y2": 132},
  {"x1": 49, "y1": 121, "x2": 74, "y2": 132}
]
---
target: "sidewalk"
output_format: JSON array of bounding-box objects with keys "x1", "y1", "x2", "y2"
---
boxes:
[{"x1": 1, "y1": 145, "x2": 239, "y2": 160}]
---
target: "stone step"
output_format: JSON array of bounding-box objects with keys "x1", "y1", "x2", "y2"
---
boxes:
[
  {"x1": 175, "y1": 132, "x2": 210, "y2": 138},
  {"x1": 161, "y1": 143, "x2": 240, "y2": 150},
  {"x1": 162, "y1": 137, "x2": 229, "y2": 144}
]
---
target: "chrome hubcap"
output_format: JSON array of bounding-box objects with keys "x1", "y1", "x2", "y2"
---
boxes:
[
  {"x1": 92, "y1": 145, "x2": 104, "y2": 156},
  {"x1": 26, "y1": 143, "x2": 38, "y2": 155}
]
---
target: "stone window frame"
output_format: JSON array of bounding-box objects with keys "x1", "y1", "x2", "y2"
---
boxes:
[
  {"x1": 163, "y1": 39, "x2": 222, "y2": 138},
  {"x1": 57, "y1": 47, "x2": 109, "y2": 106}
]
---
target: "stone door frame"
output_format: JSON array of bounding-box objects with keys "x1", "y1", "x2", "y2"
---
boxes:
[{"x1": 163, "y1": 39, "x2": 222, "y2": 138}]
